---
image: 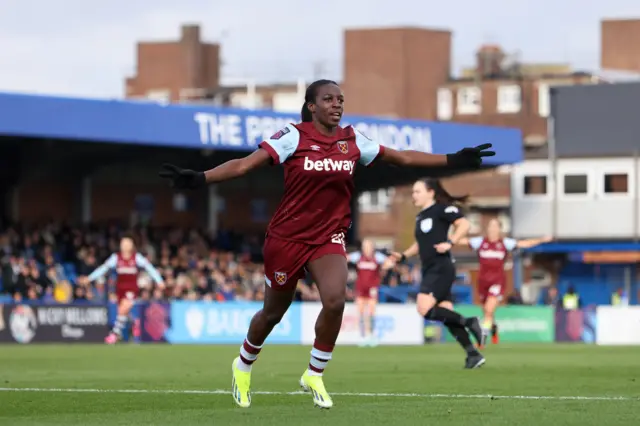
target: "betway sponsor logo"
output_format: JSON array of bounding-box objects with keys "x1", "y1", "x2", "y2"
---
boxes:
[
  {"x1": 478, "y1": 249, "x2": 506, "y2": 260},
  {"x1": 303, "y1": 157, "x2": 356, "y2": 175}
]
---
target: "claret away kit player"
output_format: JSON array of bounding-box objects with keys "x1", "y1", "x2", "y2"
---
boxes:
[
  {"x1": 347, "y1": 238, "x2": 394, "y2": 346},
  {"x1": 159, "y1": 79, "x2": 494, "y2": 409},
  {"x1": 457, "y1": 218, "x2": 551, "y2": 346},
  {"x1": 87, "y1": 236, "x2": 164, "y2": 343}
]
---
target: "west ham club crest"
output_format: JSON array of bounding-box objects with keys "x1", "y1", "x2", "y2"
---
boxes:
[{"x1": 275, "y1": 272, "x2": 287, "y2": 285}]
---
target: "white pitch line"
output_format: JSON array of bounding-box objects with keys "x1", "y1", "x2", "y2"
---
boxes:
[{"x1": 0, "y1": 387, "x2": 636, "y2": 402}]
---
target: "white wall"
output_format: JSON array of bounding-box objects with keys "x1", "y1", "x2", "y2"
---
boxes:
[
  {"x1": 512, "y1": 157, "x2": 640, "y2": 239},
  {"x1": 512, "y1": 159, "x2": 554, "y2": 237}
]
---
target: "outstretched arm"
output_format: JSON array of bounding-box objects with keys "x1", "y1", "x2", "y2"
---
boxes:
[
  {"x1": 135, "y1": 253, "x2": 165, "y2": 286},
  {"x1": 380, "y1": 144, "x2": 495, "y2": 169},
  {"x1": 204, "y1": 149, "x2": 271, "y2": 183},
  {"x1": 380, "y1": 148, "x2": 448, "y2": 167},
  {"x1": 87, "y1": 254, "x2": 117, "y2": 283},
  {"x1": 206, "y1": 124, "x2": 299, "y2": 183},
  {"x1": 516, "y1": 236, "x2": 552, "y2": 249},
  {"x1": 160, "y1": 124, "x2": 299, "y2": 187}
]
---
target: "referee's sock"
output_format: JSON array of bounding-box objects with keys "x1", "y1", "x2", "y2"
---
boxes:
[
  {"x1": 426, "y1": 306, "x2": 471, "y2": 327},
  {"x1": 445, "y1": 324, "x2": 479, "y2": 356}
]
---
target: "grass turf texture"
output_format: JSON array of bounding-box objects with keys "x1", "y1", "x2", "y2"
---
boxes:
[{"x1": 1, "y1": 344, "x2": 638, "y2": 425}]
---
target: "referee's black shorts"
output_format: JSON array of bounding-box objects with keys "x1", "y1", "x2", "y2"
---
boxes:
[{"x1": 420, "y1": 260, "x2": 456, "y2": 303}]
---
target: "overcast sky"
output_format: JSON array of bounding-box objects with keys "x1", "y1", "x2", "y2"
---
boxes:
[{"x1": 0, "y1": 0, "x2": 638, "y2": 98}]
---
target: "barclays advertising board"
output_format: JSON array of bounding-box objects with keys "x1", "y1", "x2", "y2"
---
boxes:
[
  {"x1": 0, "y1": 92, "x2": 522, "y2": 164},
  {"x1": 165, "y1": 301, "x2": 301, "y2": 344}
]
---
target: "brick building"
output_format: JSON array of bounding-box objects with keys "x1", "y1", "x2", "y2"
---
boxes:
[
  {"x1": 436, "y1": 45, "x2": 595, "y2": 147},
  {"x1": 125, "y1": 24, "x2": 220, "y2": 102},
  {"x1": 342, "y1": 27, "x2": 452, "y2": 120},
  {"x1": 601, "y1": 18, "x2": 640, "y2": 73}
]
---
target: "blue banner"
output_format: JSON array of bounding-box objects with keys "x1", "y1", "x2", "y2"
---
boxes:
[
  {"x1": 165, "y1": 301, "x2": 301, "y2": 344},
  {"x1": 0, "y1": 92, "x2": 522, "y2": 164}
]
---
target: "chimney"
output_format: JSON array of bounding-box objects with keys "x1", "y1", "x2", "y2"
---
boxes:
[
  {"x1": 181, "y1": 24, "x2": 201, "y2": 43},
  {"x1": 180, "y1": 24, "x2": 202, "y2": 92},
  {"x1": 476, "y1": 44, "x2": 505, "y2": 78}
]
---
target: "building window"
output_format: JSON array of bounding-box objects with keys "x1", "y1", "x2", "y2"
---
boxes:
[
  {"x1": 563, "y1": 174, "x2": 588, "y2": 194},
  {"x1": 457, "y1": 86, "x2": 481, "y2": 115},
  {"x1": 604, "y1": 173, "x2": 629, "y2": 194},
  {"x1": 523, "y1": 175, "x2": 547, "y2": 195},
  {"x1": 497, "y1": 85, "x2": 521, "y2": 113},
  {"x1": 437, "y1": 88, "x2": 453, "y2": 120},
  {"x1": 538, "y1": 83, "x2": 550, "y2": 117},
  {"x1": 358, "y1": 188, "x2": 394, "y2": 213}
]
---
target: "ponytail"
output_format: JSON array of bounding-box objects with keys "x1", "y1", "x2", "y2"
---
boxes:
[
  {"x1": 301, "y1": 102, "x2": 312, "y2": 122},
  {"x1": 423, "y1": 178, "x2": 468, "y2": 205}
]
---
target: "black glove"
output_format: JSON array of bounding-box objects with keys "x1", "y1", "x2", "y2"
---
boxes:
[
  {"x1": 158, "y1": 163, "x2": 206, "y2": 189},
  {"x1": 446, "y1": 143, "x2": 495, "y2": 168}
]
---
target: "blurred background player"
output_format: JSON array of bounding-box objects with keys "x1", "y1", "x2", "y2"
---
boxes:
[
  {"x1": 86, "y1": 236, "x2": 164, "y2": 344},
  {"x1": 456, "y1": 218, "x2": 551, "y2": 347},
  {"x1": 160, "y1": 79, "x2": 493, "y2": 409},
  {"x1": 347, "y1": 238, "x2": 394, "y2": 346},
  {"x1": 392, "y1": 179, "x2": 485, "y2": 369}
]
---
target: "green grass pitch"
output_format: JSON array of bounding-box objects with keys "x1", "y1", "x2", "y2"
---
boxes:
[{"x1": 1, "y1": 344, "x2": 638, "y2": 425}]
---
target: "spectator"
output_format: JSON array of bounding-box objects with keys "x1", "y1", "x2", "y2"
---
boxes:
[
  {"x1": 562, "y1": 285, "x2": 581, "y2": 310},
  {"x1": 545, "y1": 286, "x2": 561, "y2": 308},
  {"x1": 1, "y1": 222, "x2": 423, "y2": 305}
]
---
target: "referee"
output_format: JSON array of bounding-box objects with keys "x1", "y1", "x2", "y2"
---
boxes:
[{"x1": 392, "y1": 178, "x2": 485, "y2": 369}]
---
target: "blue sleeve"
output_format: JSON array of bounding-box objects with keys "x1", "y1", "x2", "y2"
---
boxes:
[
  {"x1": 135, "y1": 253, "x2": 164, "y2": 284},
  {"x1": 469, "y1": 237, "x2": 484, "y2": 250},
  {"x1": 347, "y1": 252, "x2": 361, "y2": 264},
  {"x1": 87, "y1": 254, "x2": 117, "y2": 282},
  {"x1": 354, "y1": 128, "x2": 384, "y2": 166},
  {"x1": 503, "y1": 238, "x2": 518, "y2": 251},
  {"x1": 258, "y1": 124, "x2": 300, "y2": 165},
  {"x1": 374, "y1": 252, "x2": 387, "y2": 264}
]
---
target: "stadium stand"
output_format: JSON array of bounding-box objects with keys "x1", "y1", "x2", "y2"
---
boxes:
[{"x1": 1, "y1": 222, "x2": 459, "y2": 305}]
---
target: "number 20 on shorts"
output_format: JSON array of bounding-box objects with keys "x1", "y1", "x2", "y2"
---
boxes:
[{"x1": 331, "y1": 233, "x2": 346, "y2": 251}]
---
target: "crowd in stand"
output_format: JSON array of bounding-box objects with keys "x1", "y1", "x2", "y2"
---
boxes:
[{"x1": 0, "y1": 222, "x2": 419, "y2": 305}]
